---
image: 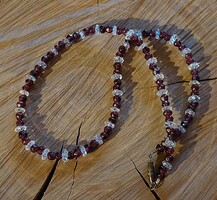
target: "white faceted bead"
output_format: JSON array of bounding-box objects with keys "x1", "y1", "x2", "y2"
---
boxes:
[
  {"x1": 162, "y1": 160, "x2": 172, "y2": 170},
  {"x1": 169, "y1": 34, "x2": 179, "y2": 45},
  {"x1": 165, "y1": 121, "x2": 178, "y2": 129},
  {"x1": 137, "y1": 43, "x2": 147, "y2": 51},
  {"x1": 188, "y1": 95, "x2": 200, "y2": 103},
  {"x1": 37, "y1": 61, "x2": 47, "y2": 69},
  {"x1": 15, "y1": 126, "x2": 27, "y2": 132},
  {"x1": 155, "y1": 29, "x2": 160, "y2": 40},
  {"x1": 41, "y1": 148, "x2": 49, "y2": 160},
  {"x1": 147, "y1": 57, "x2": 157, "y2": 65},
  {"x1": 79, "y1": 30, "x2": 85, "y2": 39},
  {"x1": 162, "y1": 106, "x2": 172, "y2": 112},
  {"x1": 62, "y1": 149, "x2": 68, "y2": 162},
  {"x1": 105, "y1": 121, "x2": 115, "y2": 129},
  {"x1": 112, "y1": 26, "x2": 117, "y2": 35},
  {"x1": 178, "y1": 125, "x2": 186, "y2": 133},
  {"x1": 164, "y1": 137, "x2": 176, "y2": 148},
  {"x1": 95, "y1": 24, "x2": 100, "y2": 35},
  {"x1": 154, "y1": 73, "x2": 164, "y2": 81},
  {"x1": 123, "y1": 41, "x2": 130, "y2": 50},
  {"x1": 182, "y1": 48, "x2": 191, "y2": 56},
  {"x1": 26, "y1": 75, "x2": 36, "y2": 82},
  {"x1": 25, "y1": 140, "x2": 35, "y2": 151},
  {"x1": 188, "y1": 62, "x2": 200, "y2": 70},
  {"x1": 190, "y1": 80, "x2": 200, "y2": 85},
  {"x1": 156, "y1": 89, "x2": 168, "y2": 97},
  {"x1": 79, "y1": 146, "x2": 87, "y2": 157},
  {"x1": 93, "y1": 135, "x2": 103, "y2": 145},
  {"x1": 110, "y1": 107, "x2": 120, "y2": 113},
  {"x1": 111, "y1": 73, "x2": 122, "y2": 81},
  {"x1": 112, "y1": 89, "x2": 123, "y2": 97},
  {"x1": 19, "y1": 90, "x2": 29, "y2": 97},
  {"x1": 51, "y1": 47, "x2": 58, "y2": 56},
  {"x1": 185, "y1": 108, "x2": 195, "y2": 117},
  {"x1": 15, "y1": 107, "x2": 25, "y2": 114},
  {"x1": 114, "y1": 56, "x2": 124, "y2": 63},
  {"x1": 63, "y1": 38, "x2": 71, "y2": 47}
]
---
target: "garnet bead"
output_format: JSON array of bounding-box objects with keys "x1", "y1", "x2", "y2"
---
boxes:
[
  {"x1": 166, "y1": 147, "x2": 174, "y2": 155},
  {"x1": 30, "y1": 144, "x2": 38, "y2": 153},
  {"x1": 18, "y1": 131, "x2": 28, "y2": 140},
  {"x1": 156, "y1": 144, "x2": 165, "y2": 153},
  {"x1": 37, "y1": 146, "x2": 45, "y2": 155},
  {"x1": 22, "y1": 137, "x2": 30, "y2": 145},
  {"x1": 48, "y1": 152, "x2": 56, "y2": 160}
]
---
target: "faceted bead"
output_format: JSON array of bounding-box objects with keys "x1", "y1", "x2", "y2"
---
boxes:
[
  {"x1": 185, "y1": 108, "x2": 195, "y2": 117},
  {"x1": 188, "y1": 95, "x2": 200, "y2": 103},
  {"x1": 89, "y1": 140, "x2": 99, "y2": 150},
  {"x1": 157, "y1": 89, "x2": 168, "y2": 97},
  {"x1": 104, "y1": 126, "x2": 112, "y2": 133},
  {"x1": 112, "y1": 26, "x2": 117, "y2": 35},
  {"x1": 165, "y1": 115, "x2": 174, "y2": 122},
  {"x1": 79, "y1": 146, "x2": 87, "y2": 157},
  {"x1": 163, "y1": 137, "x2": 176, "y2": 148},
  {"x1": 159, "y1": 166, "x2": 168, "y2": 174},
  {"x1": 165, "y1": 155, "x2": 174, "y2": 163},
  {"x1": 177, "y1": 124, "x2": 186, "y2": 133},
  {"x1": 154, "y1": 73, "x2": 164, "y2": 81},
  {"x1": 190, "y1": 80, "x2": 200, "y2": 85},
  {"x1": 182, "y1": 48, "x2": 191, "y2": 56},
  {"x1": 46, "y1": 51, "x2": 55, "y2": 60},
  {"x1": 113, "y1": 96, "x2": 121, "y2": 103},
  {"x1": 181, "y1": 120, "x2": 189, "y2": 128},
  {"x1": 109, "y1": 117, "x2": 116, "y2": 124},
  {"x1": 113, "y1": 102, "x2": 121, "y2": 108},
  {"x1": 34, "y1": 65, "x2": 44, "y2": 74},
  {"x1": 41, "y1": 148, "x2": 49, "y2": 160},
  {"x1": 73, "y1": 32, "x2": 80, "y2": 40},
  {"x1": 174, "y1": 40, "x2": 181, "y2": 47},
  {"x1": 22, "y1": 138, "x2": 30, "y2": 145},
  {"x1": 169, "y1": 34, "x2": 179, "y2": 45},
  {"x1": 100, "y1": 26, "x2": 106, "y2": 33},
  {"x1": 111, "y1": 73, "x2": 122, "y2": 81},
  {"x1": 41, "y1": 55, "x2": 49, "y2": 63},
  {"x1": 162, "y1": 106, "x2": 172, "y2": 112},
  {"x1": 17, "y1": 101, "x2": 26, "y2": 108},
  {"x1": 37, "y1": 146, "x2": 45, "y2": 155},
  {"x1": 25, "y1": 79, "x2": 34, "y2": 86},
  {"x1": 79, "y1": 30, "x2": 85, "y2": 39},
  {"x1": 145, "y1": 53, "x2": 152, "y2": 60},
  {"x1": 105, "y1": 121, "x2": 115, "y2": 129},
  {"x1": 110, "y1": 107, "x2": 120, "y2": 113},
  {"x1": 48, "y1": 152, "x2": 56, "y2": 160},
  {"x1": 22, "y1": 84, "x2": 31, "y2": 92},
  {"x1": 188, "y1": 62, "x2": 200, "y2": 70},
  {"x1": 123, "y1": 41, "x2": 130, "y2": 50},
  {"x1": 19, "y1": 90, "x2": 29, "y2": 97},
  {"x1": 30, "y1": 70, "x2": 39, "y2": 78},
  {"x1": 142, "y1": 30, "x2": 149, "y2": 38},
  {"x1": 25, "y1": 140, "x2": 36, "y2": 150},
  {"x1": 51, "y1": 47, "x2": 58, "y2": 56},
  {"x1": 137, "y1": 43, "x2": 147, "y2": 51},
  {"x1": 93, "y1": 134, "x2": 103, "y2": 145},
  {"x1": 63, "y1": 38, "x2": 71, "y2": 47},
  {"x1": 95, "y1": 24, "x2": 100, "y2": 35},
  {"x1": 18, "y1": 131, "x2": 28, "y2": 140},
  {"x1": 19, "y1": 95, "x2": 27, "y2": 102},
  {"x1": 37, "y1": 61, "x2": 47, "y2": 69},
  {"x1": 119, "y1": 45, "x2": 126, "y2": 54},
  {"x1": 113, "y1": 84, "x2": 121, "y2": 90},
  {"x1": 125, "y1": 29, "x2": 134, "y2": 40},
  {"x1": 62, "y1": 149, "x2": 68, "y2": 162},
  {"x1": 30, "y1": 144, "x2": 38, "y2": 153},
  {"x1": 163, "y1": 110, "x2": 172, "y2": 116},
  {"x1": 166, "y1": 147, "x2": 174, "y2": 155},
  {"x1": 149, "y1": 30, "x2": 156, "y2": 37},
  {"x1": 15, "y1": 125, "x2": 27, "y2": 132},
  {"x1": 146, "y1": 57, "x2": 157, "y2": 65},
  {"x1": 15, "y1": 107, "x2": 25, "y2": 114},
  {"x1": 68, "y1": 151, "x2": 75, "y2": 159},
  {"x1": 26, "y1": 75, "x2": 36, "y2": 82},
  {"x1": 156, "y1": 144, "x2": 165, "y2": 153},
  {"x1": 114, "y1": 56, "x2": 124, "y2": 63},
  {"x1": 155, "y1": 29, "x2": 160, "y2": 39},
  {"x1": 162, "y1": 160, "x2": 172, "y2": 170},
  {"x1": 73, "y1": 148, "x2": 81, "y2": 158},
  {"x1": 16, "y1": 120, "x2": 25, "y2": 126},
  {"x1": 165, "y1": 121, "x2": 178, "y2": 129},
  {"x1": 112, "y1": 89, "x2": 123, "y2": 97}
]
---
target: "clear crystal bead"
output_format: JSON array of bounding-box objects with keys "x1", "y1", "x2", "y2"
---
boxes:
[
  {"x1": 41, "y1": 148, "x2": 49, "y2": 160},
  {"x1": 25, "y1": 140, "x2": 35, "y2": 151},
  {"x1": 156, "y1": 89, "x2": 168, "y2": 97},
  {"x1": 19, "y1": 90, "x2": 29, "y2": 97},
  {"x1": 155, "y1": 29, "x2": 160, "y2": 39},
  {"x1": 112, "y1": 26, "x2": 117, "y2": 35},
  {"x1": 169, "y1": 34, "x2": 179, "y2": 45},
  {"x1": 126, "y1": 29, "x2": 134, "y2": 36},
  {"x1": 165, "y1": 121, "x2": 178, "y2": 129},
  {"x1": 147, "y1": 57, "x2": 157, "y2": 65},
  {"x1": 136, "y1": 30, "x2": 142, "y2": 40},
  {"x1": 63, "y1": 38, "x2": 71, "y2": 47},
  {"x1": 37, "y1": 61, "x2": 47, "y2": 69},
  {"x1": 62, "y1": 149, "x2": 68, "y2": 162},
  {"x1": 185, "y1": 108, "x2": 195, "y2": 117},
  {"x1": 190, "y1": 80, "x2": 200, "y2": 85},
  {"x1": 79, "y1": 146, "x2": 87, "y2": 157},
  {"x1": 111, "y1": 73, "x2": 123, "y2": 81},
  {"x1": 188, "y1": 95, "x2": 200, "y2": 103},
  {"x1": 182, "y1": 48, "x2": 191, "y2": 56},
  {"x1": 114, "y1": 56, "x2": 124, "y2": 64},
  {"x1": 110, "y1": 107, "x2": 120, "y2": 113},
  {"x1": 26, "y1": 75, "x2": 36, "y2": 82},
  {"x1": 123, "y1": 41, "x2": 130, "y2": 50},
  {"x1": 51, "y1": 47, "x2": 58, "y2": 56},
  {"x1": 15, "y1": 107, "x2": 25, "y2": 113},
  {"x1": 178, "y1": 125, "x2": 186, "y2": 133},
  {"x1": 79, "y1": 30, "x2": 85, "y2": 39},
  {"x1": 162, "y1": 160, "x2": 172, "y2": 170},
  {"x1": 162, "y1": 106, "x2": 172, "y2": 112},
  {"x1": 95, "y1": 24, "x2": 100, "y2": 35},
  {"x1": 163, "y1": 137, "x2": 176, "y2": 148},
  {"x1": 15, "y1": 125, "x2": 27, "y2": 132},
  {"x1": 154, "y1": 73, "x2": 164, "y2": 81},
  {"x1": 137, "y1": 43, "x2": 147, "y2": 51},
  {"x1": 93, "y1": 134, "x2": 103, "y2": 145},
  {"x1": 188, "y1": 62, "x2": 200, "y2": 70},
  {"x1": 105, "y1": 121, "x2": 115, "y2": 129},
  {"x1": 112, "y1": 89, "x2": 123, "y2": 97}
]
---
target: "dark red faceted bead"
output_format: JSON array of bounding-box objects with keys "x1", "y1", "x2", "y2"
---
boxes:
[
  {"x1": 156, "y1": 144, "x2": 165, "y2": 153},
  {"x1": 163, "y1": 110, "x2": 172, "y2": 116},
  {"x1": 73, "y1": 32, "x2": 80, "y2": 40},
  {"x1": 109, "y1": 117, "x2": 116, "y2": 124},
  {"x1": 25, "y1": 79, "x2": 34, "y2": 86},
  {"x1": 159, "y1": 166, "x2": 168, "y2": 174},
  {"x1": 68, "y1": 151, "x2": 75, "y2": 159},
  {"x1": 131, "y1": 35, "x2": 138, "y2": 41},
  {"x1": 67, "y1": 33, "x2": 74, "y2": 42},
  {"x1": 158, "y1": 173, "x2": 165, "y2": 180},
  {"x1": 83, "y1": 28, "x2": 89, "y2": 36},
  {"x1": 104, "y1": 126, "x2": 112, "y2": 134},
  {"x1": 22, "y1": 84, "x2": 31, "y2": 91},
  {"x1": 19, "y1": 95, "x2": 27, "y2": 102},
  {"x1": 142, "y1": 30, "x2": 149, "y2": 37},
  {"x1": 161, "y1": 95, "x2": 169, "y2": 102},
  {"x1": 161, "y1": 32, "x2": 171, "y2": 41},
  {"x1": 186, "y1": 59, "x2": 194, "y2": 65},
  {"x1": 116, "y1": 52, "x2": 123, "y2": 57},
  {"x1": 136, "y1": 40, "x2": 143, "y2": 46},
  {"x1": 189, "y1": 102, "x2": 199, "y2": 110},
  {"x1": 149, "y1": 30, "x2": 156, "y2": 37},
  {"x1": 121, "y1": 28, "x2": 128, "y2": 34},
  {"x1": 166, "y1": 127, "x2": 172, "y2": 134},
  {"x1": 100, "y1": 132, "x2": 109, "y2": 140},
  {"x1": 54, "y1": 44, "x2": 61, "y2": 52},
  {"x1": 162, "y1": 100, "x2": 170, "y2": 107},
  {"x1": 16, "y1": 120, "x2": 25, "y2": 126},
  {"x1": 165, "y1": 155, "x2": 174, "y2": 163},
  {"x1": 47, "y1": 51, "x2": 55, "y2": 60},
  {"x1": 114, "y1": 79, "x2": 122, "y2": 86},
  {"x1": 191, "y1": 69, "x2": 199, "y2": 75},
  {"x1": 179, "y1": 45, "x2": 186, "y2": 51},
  {"x1": 41, "y1": 55, "x2": 49, "y2": 63},
  {"x1": 181, "y1": 120, "x2": 189, "y2": 128},
  {"x1": 88, "y1": 26, "x2": 95, "y2": 34},
  {"x1": 22, "y1": 137, "x2": 30, "y2": 145},
  {"x1": 156, "y1": 79, "x2": 163, "y2": 85},
  {"x1": 113, "y1": 84, "x2": 121, "y2": 90},
  {"x1": 89, "y1": 139, "x2": 99, "y2": 150},
  {"x1": 114, "y1": 62, "x2": 122, "y2": 70},
  {"x1": 73, "y1": 148, "x2": 81, "y2": 158},
  {"x1": 30, "y1": 144, "x2": 38, "y2": 153},
  {"x1": 37, "y1": 146, "x2": 45, "y2": 155},
  {"x1": 157, "y1": 84, "x2": 165, "y2": 90},
  {"x1": 113, "y1": 68, "x2": 122, "y2": 74},
  {"x1": 174, "y1": 40, "x2": 181, "y2": 47},
  {"x1": 142, "y1": 46, "x2": 150, "y2": 54},
  {"x1": 192, "y1": 75, "x2": 200, "y2": 80},
  {"x1": 56, "y1": 152, "x2": 62, "y2": 160},
  {"x1": 47, "y1": 152, "x2": 56, "y2": 160},
  {"x1": 30, "y1": 70, "x2": 38, "y2": 78},
  {"x1": 18, "y1": 131, "x2": 28, "y2": 140},
  {"x1": 105, "y1": 26, "x2": 112, "y2": 33},
  {"x1": 185, "y1": 53, "x2": 193, "y2": 60},
  {"x1": 166, "y1": 147, "x2": 174, "y2": 155},
  {"x1": 119, "y1": 46, "x2": 126, "y2": 54},
  {"x1": 165, "y1": 115, "x2": 174, "y2": 122},
  {"x1": 35, "y1": 65, "x2": 44, "y2": 74},
  {"x1": 113, "y1": 102, "x2": 121, "y2": 108},
  {"x1": 113, "y1": 96, "x2": 121, "y2": 103},
  {"x1": 145, "y1": 53, "x2": 152, "y2": 60},
  {"x1": 17, "y1": 101, "x2": 26, "y2": 108},
  {"x1": 16, "y1": 113, "x2": 25, "y2": 120},
  {"x1": 111, "y1": 112, "x2": 119, "y2": 119},
  {"x1": 99, "y1": 26, "x2": 106, "y2": 33},
  {"x1": 117, "y1": 28, "x2": 122, "y2": 35},
  {"x1": 58, "y1": 40, "x2": 65, "y2": 49}
]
